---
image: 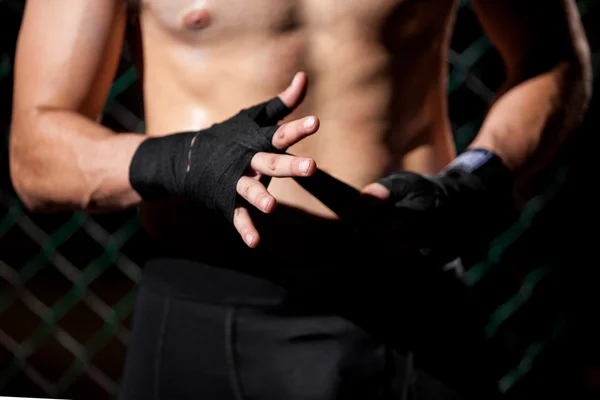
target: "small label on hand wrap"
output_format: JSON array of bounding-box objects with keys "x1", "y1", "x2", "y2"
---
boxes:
[
  {"x1": 449, "y1": 149, "x2": 494, "y2": 173},
  {"x1": 445, "y1": 148, "x2": 514, "y2": 196}
]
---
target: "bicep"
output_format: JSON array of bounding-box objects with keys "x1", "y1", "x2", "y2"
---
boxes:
[
  {"x1": 470, "y1": 0, "x2": 587, "y2": 76},
  {"x1": 13, "y1": 0, "x2": 127, "y2": 120}
]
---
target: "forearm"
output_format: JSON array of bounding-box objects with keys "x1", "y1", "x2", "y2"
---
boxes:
[
  {"x1": 10, "y1": 109, "x2": 144, "y2": 213},
  {"x1": 469, "y1": 58, "x2": 592, "y2": 185}
]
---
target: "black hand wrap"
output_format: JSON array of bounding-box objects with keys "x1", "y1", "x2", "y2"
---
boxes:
[
  {"x1": 129, "y1": 97, "x2": 290, "y2": 222},
  {"x1": 377, "y1": 148, "x2": 517, "y2": 264}
]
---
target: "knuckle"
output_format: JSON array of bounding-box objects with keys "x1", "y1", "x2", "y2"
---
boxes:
[
  {"x1": 256, "y1": 194, "x2": 267, "y2": 206},
  {"x1": 237, "y1": 179, "x2": 252, "y2": 197},
  {"x1": 233, "y1": 210, "x2": 244, "y2": 228},
  {"x1": 293, "y1": 120, "x2": 303, "y2": 134},
  {"x1": 258, "y1": 193, "x2": 275, "y2": 212},
  {"x1": 277, "y1": 126, "x2": 286, "y2": 140},
  {"x1": 247, "y1": 183, "x2": 258, "y2": 198},
  {"x1": 262, "y1": 193, "x2": 273, "y2": 204},
  {"x1": 267, "y1": 155, "x2": 279, "y2": 172}
]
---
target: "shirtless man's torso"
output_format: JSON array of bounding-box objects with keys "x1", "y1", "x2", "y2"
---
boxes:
[{"x1": 131, "y1": 0, "x2": 457, "y2": 255}]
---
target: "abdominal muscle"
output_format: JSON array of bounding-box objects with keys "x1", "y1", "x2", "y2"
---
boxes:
[{"x1": 136, "y1": 18, "x2": 456, "y2": 257}]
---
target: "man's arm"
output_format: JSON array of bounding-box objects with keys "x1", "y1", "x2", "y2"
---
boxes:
[
  {"x1": 359, "y1": 1, "x2": 592, "y2": 262},
  {"x1": 9, "y1": 0, "x2": 144, "y2": 213},
  {"x1": 469, "y1": 0, "x2": 592, "y2": 184},
  {"x1": 9, "y1": 0, "x2": 319, "y2": 246}
]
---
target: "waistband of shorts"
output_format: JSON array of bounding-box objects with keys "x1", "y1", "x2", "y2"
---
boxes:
[{"x1": 140, "y1": 257, "x2": 296, "y2": 308}]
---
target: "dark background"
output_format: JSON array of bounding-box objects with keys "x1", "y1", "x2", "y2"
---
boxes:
[{"x1": 1, "y1": 0, "x2": 599, "y2": 399}]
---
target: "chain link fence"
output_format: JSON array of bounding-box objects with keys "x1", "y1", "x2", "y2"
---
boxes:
[{"x1": 1, "y1": 0, "x2": 599, "y2": 398}]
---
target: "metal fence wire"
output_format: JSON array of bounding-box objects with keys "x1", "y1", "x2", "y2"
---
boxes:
[{"x1": 1, "y1": 0, "x2": 599, "y2": 399}]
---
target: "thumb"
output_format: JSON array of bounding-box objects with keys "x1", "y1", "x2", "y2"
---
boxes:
[
  {"x1": 245, "y1": 72, "x2": 308, "y2": 126},
  {"x1": 360, "y1": 182, "x2": 390, "y2": 200},
  {"x1": 278, "y1": 71, "x2": 308, "y2": 111}
]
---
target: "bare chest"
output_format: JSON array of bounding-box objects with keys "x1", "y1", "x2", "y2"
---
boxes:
[{"x1": 140, "y1": 0, "x2": 455, "y2": 43}]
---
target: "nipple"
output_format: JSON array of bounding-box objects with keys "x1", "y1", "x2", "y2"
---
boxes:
[{"x1": 183, "y1": 9, "x2": 211, "y2": 30}]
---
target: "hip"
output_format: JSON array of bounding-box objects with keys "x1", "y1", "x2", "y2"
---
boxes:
[{"x1": 121, "y1": 272, "x2": 476, "y2": 400}]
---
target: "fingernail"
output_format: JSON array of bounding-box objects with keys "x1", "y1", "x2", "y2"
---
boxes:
[
  {"x1": 245, "y1": 234, "x2": 255, "y2": 246},
  {"x1": 260, "y1": 197, "x2": 271, "y2": 211},
  {"x1": 304, "y1": 117, "x2": 315, "y2": 129},
  {"x1": 299, "y1": 160, "x2": 311, "y2": 173}
]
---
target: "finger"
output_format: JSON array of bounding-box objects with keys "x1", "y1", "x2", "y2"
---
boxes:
[
  {"x1": 271, "y1": 115, "x2": 320, "y2": 150},
  {"x1": 251, "y1": 153, "x2": 317, "y2": 177},
  {"x1": 236, "y1": 176, "x2": 277, "y2": 214},
  {"x1": 360, "y1": 183, "x2": 391, "y2": 200},
  {"x1": 278, "y1": 71, "x2": 308, "y2": 110},
  {"x1": 244, "y1": 72, "x2": 308, "y2": 126},
  {"x1": 232, "y1": 206, "x2": 260, "y2": 248}
]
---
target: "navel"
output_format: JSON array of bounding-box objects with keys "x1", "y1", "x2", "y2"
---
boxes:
[{"x1": 182, "y1": 8, "x2": 211, "y2": 30}]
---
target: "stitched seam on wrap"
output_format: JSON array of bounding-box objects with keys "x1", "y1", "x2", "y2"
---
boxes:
[{"x1": 186, "y1": 132, "x2": 202, "y2": 173}]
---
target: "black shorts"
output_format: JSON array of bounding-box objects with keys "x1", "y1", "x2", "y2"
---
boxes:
[{"x1": 119, "y1": 256, "x2": 499, "y2": 399}]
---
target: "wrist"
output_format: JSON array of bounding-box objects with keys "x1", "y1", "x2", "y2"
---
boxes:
[
  {"x1": 444, "y1": 148, "x2": 514, "y2": 195},
  {"x1": 436, "y1": 149, "x2": 518, "y2": 259},
  {"x1": 129, "y1": 131, "x2": 196, "y2": 200}
]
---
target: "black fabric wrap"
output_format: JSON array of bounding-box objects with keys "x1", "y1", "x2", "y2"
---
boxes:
[
  {"x1": 129, "y1": 98, "x2": 290, "y2": 222},
  {"x1": 376, "y1": 149, "x2": 517, "y2": 264}
]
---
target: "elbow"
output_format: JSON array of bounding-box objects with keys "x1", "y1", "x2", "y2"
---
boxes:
[
  {"x1": 517, "y1": 46, "x2": 593, "y2": 131},
  {"x1": 9, "y1": 125, "x2": 86, "y2": 213},
  {"x1": 558, "y1": 45, "x2": 593, "y2": 135},
  {"x1": 556, "y1": 38, "x2": 593, "y2": 111},
  {"x1": 9, "y1": 115, "x2": 50, "y2": 211},
  {"x1": 14, "y1": 190, "x2": 51, "y2": 214},
  {"x1": 10, "y1": 162, "x2": 50, "y2": 213},
  {"x1": 9, "y1": 126, "x2": 35, "y2": 211},
  {"x1": 9, "y1": 145, "x2": 53, "y2": 213},
  {"x1": 567, "y1": 48, "x2": 593, "y2": 115},
  {"x1": 10, "y1": 158, "x2": 88, "y2": 213},
  {"x1": 506, "y1": 36, "x2": 593, "y2": 107}
]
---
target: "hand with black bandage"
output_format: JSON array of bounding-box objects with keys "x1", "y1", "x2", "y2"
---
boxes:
[
  {"x1": 129, "y1": 72, "x2": 319, "y2": 247},
  {"x1": 359, "y1": 149, "x2": 519, "y2": 266}
]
